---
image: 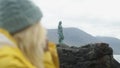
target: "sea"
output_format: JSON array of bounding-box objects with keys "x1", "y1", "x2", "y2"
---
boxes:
[{"x1": 114, "y1": 55, "x2": 120, "y2": 63}]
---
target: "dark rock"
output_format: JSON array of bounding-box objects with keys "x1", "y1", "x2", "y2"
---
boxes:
[{"x1": 57, "y1": 43, "x2": 120, "y2": 68}]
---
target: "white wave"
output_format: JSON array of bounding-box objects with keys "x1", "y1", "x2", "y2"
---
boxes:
[{"x1": 114, "y1": 55, "x2": 120, "y2": 63}]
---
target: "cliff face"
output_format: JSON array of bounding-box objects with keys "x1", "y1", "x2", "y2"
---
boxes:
[{"x1": 57, "y1": 43, "x2": 120, "y2": 68}]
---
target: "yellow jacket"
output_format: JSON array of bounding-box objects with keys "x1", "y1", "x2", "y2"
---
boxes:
[
  {"x1": 0, "y1": 29, "x2": 59, "y2": 68},
  {"x1": 44, "y1": 42, "x2": 59, "y2": 68}
]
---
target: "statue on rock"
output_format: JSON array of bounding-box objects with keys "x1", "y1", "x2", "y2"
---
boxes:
[{"x1": 58, "y1": 21, "x2": 64, "y2": 44}]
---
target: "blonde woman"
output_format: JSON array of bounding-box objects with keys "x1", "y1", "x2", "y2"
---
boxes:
[{"x1": 0, "y1": 0, "x2": 59, "y2": 68}]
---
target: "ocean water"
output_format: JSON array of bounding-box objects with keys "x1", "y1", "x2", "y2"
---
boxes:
[{"x1": 114, "y1": 55, "x2": 120, "y2": 63}]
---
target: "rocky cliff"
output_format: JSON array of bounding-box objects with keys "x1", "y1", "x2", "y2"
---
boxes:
[{"x1": 57, "y1": 43, "x2": 120, "y2": 68}]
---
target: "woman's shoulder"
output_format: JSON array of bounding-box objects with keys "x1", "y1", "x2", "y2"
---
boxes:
[
  {"x1": 0, "y1": 45, "x2": 35, "y2": 68},
  {"x1": 0, "y1": 46, "x2": 23, "y2": 56},
  {"x1": 0, "y1": 29, "x2": 35, "y2": 68}
]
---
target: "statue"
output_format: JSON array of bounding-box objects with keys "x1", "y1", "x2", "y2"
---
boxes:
[{"x1": 58, "y1": 21, "x2": 64, "y2": 44}]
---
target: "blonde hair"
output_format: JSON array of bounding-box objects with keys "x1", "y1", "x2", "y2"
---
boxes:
[{"x1": 13, "y1": 23, "x2": 46, "y2": 68}]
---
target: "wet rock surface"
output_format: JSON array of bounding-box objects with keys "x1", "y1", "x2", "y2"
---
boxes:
[{"x1": 57, "y1": 43, "x2": 120, "y2": 68}]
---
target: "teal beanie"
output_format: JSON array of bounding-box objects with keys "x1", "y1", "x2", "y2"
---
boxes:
[{"x1": 0, "y1": 0, "x2": 43, "y2": 33}]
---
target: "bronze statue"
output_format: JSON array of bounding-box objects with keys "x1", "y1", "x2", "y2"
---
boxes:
[{"x1": 58, "y1": 21, "x2": 64, "y2": 44}]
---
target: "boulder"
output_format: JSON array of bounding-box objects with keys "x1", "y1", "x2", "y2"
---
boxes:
[{"x1": 57, "y1": 43, "x2": 120, "y2": 68}]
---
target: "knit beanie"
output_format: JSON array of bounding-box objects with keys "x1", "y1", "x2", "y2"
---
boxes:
[{"x1": 0, "y1": 0, "x2": 43, "y2": 33}]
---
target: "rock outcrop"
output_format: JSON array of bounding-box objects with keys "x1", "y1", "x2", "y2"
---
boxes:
[{"x1": 57, "y1": 43, "x2": 120, "y2": 68}]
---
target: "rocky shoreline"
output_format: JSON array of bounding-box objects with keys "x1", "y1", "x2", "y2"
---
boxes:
[{"x1": 57, "y1": 43, "x2": 120, "y2": 68}]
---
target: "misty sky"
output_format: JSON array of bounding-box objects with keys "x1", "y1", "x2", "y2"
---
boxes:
[{"x1": 32, "y1": 0, "x2": 120, "y2": 39}]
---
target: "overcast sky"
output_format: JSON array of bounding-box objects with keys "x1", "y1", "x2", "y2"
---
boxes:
[{"x1": 32, "y1": 0, "x2": 120, "y2": 39}]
